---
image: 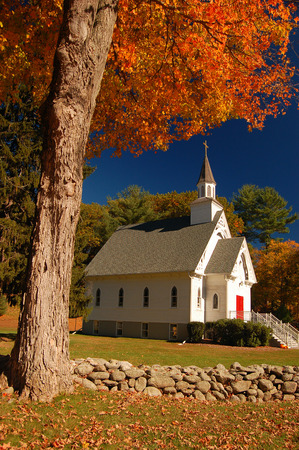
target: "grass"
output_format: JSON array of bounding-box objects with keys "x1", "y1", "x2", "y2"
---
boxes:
[
  {"x1": 0, "y1": 388, "x2": 298, "y2": 448},
  {"x1": 69, "y1": 334, "x2": 299, "y2": 368},
  {"x1": 1, "y1": 320, "x2": 299, "y2": 448},
  {"x1": 1, "y1": 332, "x2": 299, "y2": 368}
]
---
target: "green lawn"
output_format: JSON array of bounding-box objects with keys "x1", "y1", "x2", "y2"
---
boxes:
[
  {"x1": 0, "y1": 388, "x2": 298, "y2": 448},
  {"x1": 1, "y1": 332, "x2": 299, "y2": 448},
  {"x1": 1, "y1": 332, "x2": 299, "y2": 368}
]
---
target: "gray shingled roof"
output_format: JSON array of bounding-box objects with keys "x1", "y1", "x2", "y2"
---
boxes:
[
  {"x1": 86, "y1": 212, "x2": 222, "y2": 277},
  {"x1": 205, "y1": 237, "x2": 245, "y2": 274}
]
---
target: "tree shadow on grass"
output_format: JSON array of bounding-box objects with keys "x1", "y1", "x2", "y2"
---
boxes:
[{"x1": 0, "y1": 332, "x2": 17, "y2": 342}]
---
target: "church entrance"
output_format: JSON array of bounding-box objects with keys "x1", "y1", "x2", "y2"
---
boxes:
[{"x1": 236, "y1": 295, "x2": 244, "y2": 320}]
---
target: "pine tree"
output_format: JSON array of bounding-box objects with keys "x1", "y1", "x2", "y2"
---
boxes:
[
  {"x1": 0, "y1": 86, "x2": 42, "y2": 305},
  {"x1": 233, "y1": 185, "x2": 297, "y2": 245}
]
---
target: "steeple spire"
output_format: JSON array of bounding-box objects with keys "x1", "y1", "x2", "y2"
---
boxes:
[
  {"x1": 196, "y1": 142, "x2": 216, "y2": 197},
  {"x1": 190, "y1": 142, "x2": 222, "y2": 225}
]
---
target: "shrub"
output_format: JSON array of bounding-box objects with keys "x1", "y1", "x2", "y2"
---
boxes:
[
  {"x1": 204, "y1": 321, "x2": 215, "y2": 340},
  {"x1": 258, "y1": 323, "x2": 272, "y2": 346},
  {"x1": 243, "y1": 322, "x2": 261, "y2": 347},
  {"x1": 187, "y1": 322, "x2": 205, "y2": 343},
  {"x1": 206, "y1": 319, "x2": 272, "y2": 347}
]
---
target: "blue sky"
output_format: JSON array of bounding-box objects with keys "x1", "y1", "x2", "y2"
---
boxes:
[{"x1": 82, "y1": 102, "x2": 299, "y2": 243}]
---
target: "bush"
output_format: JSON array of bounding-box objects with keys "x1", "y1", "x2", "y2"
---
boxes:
[
  {"x1": 204, "y1": 321, "x2": 215, "y2": 340},
  {"x1": 205, "y1": 319, "x2": 272, "y2": 347},
  {"x1": 258, "y1": 323, "x2": 272, "y2": 346},
  {"x1": 187, "y1": 322, "x2": 205, "y2": 343}
]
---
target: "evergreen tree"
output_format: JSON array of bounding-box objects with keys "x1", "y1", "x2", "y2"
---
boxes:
[
  {"x1": 0, "y1": 86, "x2": 42, "y2": 305},
  {"x1": 106, "y1": 185, "x2": 157, "y2": 229},
  {"x1": 233, "y1": 185, "x2": 297, "y2": 245}
]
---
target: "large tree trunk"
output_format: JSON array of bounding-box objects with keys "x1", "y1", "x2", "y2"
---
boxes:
[{"x1": 9, "y1": 0, "x2": 118, "y2": 401}]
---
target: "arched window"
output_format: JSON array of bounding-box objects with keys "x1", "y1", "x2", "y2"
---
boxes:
[
  {"x1": 95, "y1": 288, "x2": 101, "y2": 306},
  {"x1": 197, "y1": 288, "x2": 201, "y2": 309},
  {"x1": 171, "y1": 286, "x2": 177, "y2": 308},
  {"x1": 213, "y1": 293, "x2": 219, "y2": 309},
  {"x1": 241, "y1": 254, "x2": 249, "y2": 281},
  {"x1": 207, "y1": 185, "x2": 211, "y2": 197},
  {"x1": 201, "y1": 185, "x2": 205, "y2": 198},
  {"x1": 118, "y1": 288, "x2": 124, "y2": 307},
  {"x1": 143, "y1": 287, "x2": 149, "y2": 307}
]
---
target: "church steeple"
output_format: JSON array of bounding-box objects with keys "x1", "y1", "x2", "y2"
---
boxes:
[
  {"x1": 190, "y1": 142, "x2": 222, "y2": 225},
  {"x1": 196, "y1": 141, "x2": 216, "y2": 200}
]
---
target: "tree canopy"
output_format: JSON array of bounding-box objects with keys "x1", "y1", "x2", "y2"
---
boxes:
[
  {"x1": 1, "y1": 0, "x2": 298, "y2": 156},
  {"x1": 232, "y1": 185, "x2": 297, "y2": 245},
  {"x1": 2, "y1": 0, "x2": 298, "y2": 401},
  {"x1": 252, "y1": 240, "x2": 299, "y2": 321}
]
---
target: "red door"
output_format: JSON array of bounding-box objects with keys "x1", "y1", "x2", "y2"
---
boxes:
[{"x1": 236, "y1": 295, "x2": 244, "y2": 320}]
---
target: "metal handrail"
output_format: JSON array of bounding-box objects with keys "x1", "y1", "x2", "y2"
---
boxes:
[{"x1": 250, "y1": 311, "x2": 299, "y2": 348}]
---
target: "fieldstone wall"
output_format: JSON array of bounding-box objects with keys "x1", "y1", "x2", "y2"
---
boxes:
[{"x1": 72, "y1": 357, "x2": 299, "y2": 403}]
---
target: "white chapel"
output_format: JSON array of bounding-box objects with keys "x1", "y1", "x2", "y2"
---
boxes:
[{"x1": 83, "y1": 146, "x2": 256, "y2": 341}]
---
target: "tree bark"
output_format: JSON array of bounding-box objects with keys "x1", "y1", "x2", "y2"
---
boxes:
[{"x1": 9, "y1": 0, "x2": 118, "y2": 401}]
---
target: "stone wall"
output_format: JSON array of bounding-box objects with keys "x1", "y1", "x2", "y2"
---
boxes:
[{"x1": 72, "y1": 357, "x2": 299, "y2": 403}]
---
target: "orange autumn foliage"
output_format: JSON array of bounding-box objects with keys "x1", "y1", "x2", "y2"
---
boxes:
[
  {"x1": 0, "y1": 0, "x2": 297, "y2": 156},
  {"x1": 252, "y1": 240, "x2": 299, "y2": 320}
]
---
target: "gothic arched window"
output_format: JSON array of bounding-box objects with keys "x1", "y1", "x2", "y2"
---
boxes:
[
  {"x1": 213, "y1": 293, "x2": 219, "y2": 309},
  {"x1": 95, "y1": 288, "x2": 101, "y2": 306},
  {"x1": 241, "y1": 254, "x2": 249, "y2": 281},
  {"x1": 118, "y1": 288, "x2": 124, "y2": 307},
  {"x1": 171, "y1": 286, "x2": 177, "y2": 308},
  {"x1": 143, "y1": 287, "x2": 149, "y2": 307}
]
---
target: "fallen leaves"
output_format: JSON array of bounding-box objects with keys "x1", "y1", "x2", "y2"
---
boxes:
[{"x1": 0, "y1": 391, "x2": 298, "y2": 448}]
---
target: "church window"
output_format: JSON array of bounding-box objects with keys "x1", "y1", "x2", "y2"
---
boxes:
[
  {"x1": 201, "y1": 185, "x2": 205, "y2": 197},
  {"x1": 141, "y1": 323, "x2": 149, "y2": 338},
  {"x1": 207, "y1": 185, "x2": 211, "y2": 197},
  {"x1": 143, "y1": 287, "x2": 149, "y2": 307},
  {"x1": 171, "y1": 286, "x2": 177, "y2": 308},
  {"x1": 93, "y1": 320, "x2": 100, "y2": 335},
  {"x1": 197, "y1": 288, "x2": 201, "y2": 309},
  {"x1": 118, "y1": 288, "x2": 124, "y2": 307},
  {"x1": 169, "y1": 324, "x2": 178, "y2": 340},
  {"x1": 95, "y1": 288, "x2": 101, "y2": 306},
  {"x1": 241, "y1": 254, "x2": 249, "y2": 281},
  {"x1": 116, "y1": 322, "x2": 123, "y2": 336},
  {"x1": 213, "y1": 293, "x2": 219, "y2": 309}
]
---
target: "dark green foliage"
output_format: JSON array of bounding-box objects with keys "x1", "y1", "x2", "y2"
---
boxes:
[
  {"x1": 233, "y1": 185, "x2": 297, "y2": 245},
  {"x1": 0, "y1": 294, "x2": 8, "y2": 316},
  {"x1": 106, "y1": 185, "x2": 156, "y2": 228},
  {"x1": 187, "y1": 322, "x2": 205, "y2": 343},
  {"x1": 0, "y1": 86, "x2": 42, "y2": 305},
  {"x1": 208, "y1": 319, "x2": 271, "y2": 347},
  {"x1": 274, "y1": 304, "x2": 293, "y2": 323}
]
